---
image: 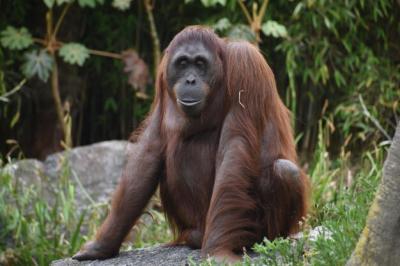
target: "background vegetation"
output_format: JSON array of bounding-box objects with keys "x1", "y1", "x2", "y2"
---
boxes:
[{"x1": 0, "y1": 0, "x2": 399, "y2": 265}]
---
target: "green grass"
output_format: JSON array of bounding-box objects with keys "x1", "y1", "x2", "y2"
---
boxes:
[
  {"x1": 0, "y1": 125, "x2": 384, "y2": 265},
  {"x1": 0, "y1": 157, "x2": 172, "y2": 265},
  {"x1": 0, "y1": 160, "x2": 103, "y2": 265}
]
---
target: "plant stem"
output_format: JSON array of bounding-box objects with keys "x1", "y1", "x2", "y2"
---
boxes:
[
  {"x1": 144, "y1": 0, "x2": 160, "y2": 74},
  {"x1": 359, "y1": 94, "x2": 391, "y2": 141},
  {"x1": 0, "y1": 79, "x2": 26, "y2": 102},
  {"x1": 87, "y1": 49, "x2": 122, "y2": 59},
  {"x1": 238, "y1": 0, "x2": 258, "y2": 44},
  {"x1": 51, "y1": 54, "x2": 71, "y2": 147},
  {"x1": 33, "y1": 38, "x2": 46, "y2": 45},
  {"x1": 52, "y1": 2, "x2": 72, "y2": 40},
  {"x1": 237, "y1": 0, "x2": 270, "y2": 45},
  {"x1": 258, "y1": 0, "x2": 269, "y2": 21},
  {"x1": 254, "y1": 0, "x2": 269, "y2": 43},
  {"x1": 33, "y1": 38, "x2": 122, "y2": 59},
  {"x1": 237, "y1": 0, "x2": 252, "y2": 25},
  {"x1": 46, "y1": 10, "x2": 72, "y2": 147}
]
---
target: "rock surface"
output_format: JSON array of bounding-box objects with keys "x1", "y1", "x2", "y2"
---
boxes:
[
  {"x1": 51, "y1": 246, "x2": 202, "y2": 266},
  {"x1": 51, "y1": 226, "x2": 332, "y2": 266},
  {"x1": 2, "y1": 140, "x2": 133, "y2": 206}
]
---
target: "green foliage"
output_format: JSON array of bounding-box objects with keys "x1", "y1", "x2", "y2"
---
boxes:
[
  {"x1": 0, "y1": 78, "x2": 4, "y2": 100},
  {"x1": 0, "y1": 162, "x2": 105, "y2": 265},
  {"x1": 21, "y1": 49, "x2": 53, "y2": 82},
  {"x1": 227, "y1": 24, "x2": 256, "y2": 42},
  {"x1": 276, "y1": 0, "x2": 399, "y2": 150},
  {"x1": 0, "y1": 81, "x2": 22, "y2": 103},
  {"x1": 43, "y1": 0, "x2": 105, "y2": 9},
  {"x1": 111, "y1": 0, "x2": 133, "y2": 11},
  {"x1": 43, "y1": 0, "x2": 73, "y2": 8},
  {"x1": 0, "y1": 158, "x2": 171, "y2": 265},
  {"x1": 261, "y1": 21, "x2": 288, "y2": 38},
  {"x1": 59, "y1": 43, "x2": 90, "y2": 66},
  {"x1": 78, "y1": 0, "x2": 105, "y2": 8},
  {"x1": 0, "y1": 26, "x2": 33, "y2": 50},
  {"x1": 200, "y1": 0, "x2": 227, "y2": 8},
  {"x1": 252, "y1": 237, "x2": 306, "y2": 265},
  {"x1": 1, "y1": 0, "x2": 398, "y2": 156},
  {"x1": 212, "y1": 18, "x2": 232, "y2": 32}
]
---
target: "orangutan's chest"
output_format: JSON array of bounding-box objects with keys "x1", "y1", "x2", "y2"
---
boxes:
[{"x1": 165, "y1": 134, "x2": 219, "y2": 194}]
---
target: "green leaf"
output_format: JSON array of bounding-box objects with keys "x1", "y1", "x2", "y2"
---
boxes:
[
  {"x1": 261, "y1": 20, "x2": 288, "y2": 38},
  {"x1": 10, "y1": 110, "x2": 20, "y2": 128},
  {"x1": 44, "y1": 0, "x2": 72, "y2": 8},
  {"x1": 43, "y1": 0, "x2": 55, "y2": 8},
  {"x1": 201, "y1": 0, "x2": 226, "y2": 7},
  {"x1": 292, "y1": 2, "x2": 304, "y2": 18},
  {"x1": 104, "y1": 98, "x2": 118, "y2": 112},
  {"x1": 59, "y1": 43, "x2": 90, "y2": 66},
  {"x1": 57, "y1": 0, "x2": 73, "y2": 5},
  {"x1": 0, "y1": 26, "x2": 34, "y2": 50},
  {"x1": 21, "y1": 50, "x2": 53, "y2": 82},
  {"x1": 334, "y1": 70, "x2": 345, "y2": 87},
  {"x1": 78, "y1": 0, "x2": 104, "y2": 8},
  {"x1": 227, "y1": 24, "x2": 256, "y2": 42},
  {"x1": 111, "y1": 0, "x2": 132, "y2": 10},
  {"x1": 213, "y1": 18, "x2": 232, "y2": 32}
]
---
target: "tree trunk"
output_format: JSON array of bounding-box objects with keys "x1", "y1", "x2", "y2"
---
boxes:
[{"x1": 347, "y1": 122, "x2": 400, "y2": 266}]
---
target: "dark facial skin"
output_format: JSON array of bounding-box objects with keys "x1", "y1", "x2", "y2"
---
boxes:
[{"x1": 166, "y1": 42, "x2": 217, "y2": 117}]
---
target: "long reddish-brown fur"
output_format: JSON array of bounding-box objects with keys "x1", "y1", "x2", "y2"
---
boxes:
[{"x1": 75, "y1": 26, "x2": 309, "y2": 261}]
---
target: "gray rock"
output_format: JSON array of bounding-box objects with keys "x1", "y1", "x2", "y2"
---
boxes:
[
  {"x1": 2, "y1": 140, "x2": 133, "y2": 206},
  {"x1": 51, "y1": 226, "x2": 332, "y2": 266},
  {"x1": 51, "y1": 246, "x2": 202, "y2": 266}
]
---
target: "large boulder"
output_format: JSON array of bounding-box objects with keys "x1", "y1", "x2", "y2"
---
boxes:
[{"x1": 2, "y1": 141, "x2": 133, "y2": 205}]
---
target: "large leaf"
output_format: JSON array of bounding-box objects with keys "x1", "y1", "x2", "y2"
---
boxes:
[
  {"x1": 59, "y1": 43, "x2": 90, "y2": 66},
  {"x1": 78, "y1": 0, "x2": 104, "y2": 8},
  {"x1": 213, "y1": 18, "x2": 232, "y2": 33},
  {"x1": 201, "y1": 0, "x2": 226, "y2": 7},
  {"x1": 111, "y1": 0, "x2": 133, "y2": 10},
  {"x1": 227, "y1": 24, "x2": 256, "y2": 42},
  {"x1": 261, "y1": 20, "x2": 288, "y2": 38},
  {"x1": 0, "y1": 26, "x2": 33, "y2": 50},
  {"x1": 21, "y1": 50, "x2": 53, "y2": 82},
  {"x1": 43, "y1": 0, "x2": 56, "y2": 8}
]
